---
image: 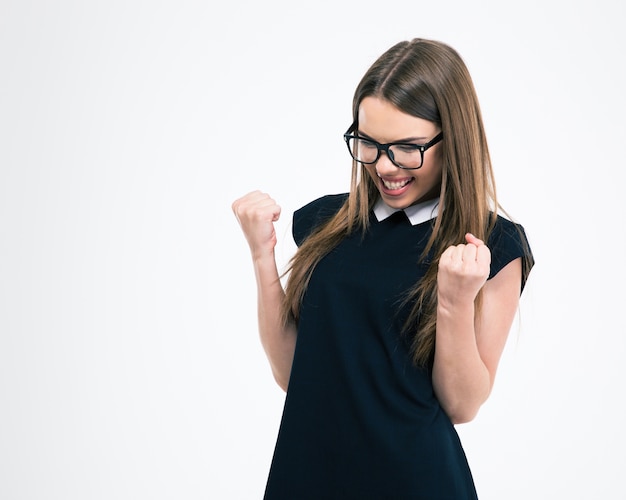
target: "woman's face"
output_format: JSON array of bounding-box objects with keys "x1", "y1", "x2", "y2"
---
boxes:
[{"x1": 357, "y1": 97, "x2": 443, "y2": 210}]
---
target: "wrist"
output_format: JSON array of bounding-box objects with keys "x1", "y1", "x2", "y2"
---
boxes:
[{"x1": 437, "y1": 294, "x2": 475, "y2": 317}]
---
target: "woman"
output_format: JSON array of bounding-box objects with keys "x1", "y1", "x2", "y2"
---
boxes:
[{"x1": 232, "y1": 38, "x2": 534, "y2": 499}]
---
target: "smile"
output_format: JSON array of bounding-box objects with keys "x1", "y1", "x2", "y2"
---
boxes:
[
  {"x1": 379, "y1": 176, "x2": 413, "y2": 190},
  {"x1": 383, "y1": 179, "x2": 410, "y2": 190}
]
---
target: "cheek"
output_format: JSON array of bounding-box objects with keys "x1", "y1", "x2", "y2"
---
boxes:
[
  {"x1": 422, "y1": 152, "x2": 443, "y2": 181},
  {"x1": 426, "y1": 162, "x2": 443, "y2": 182}
]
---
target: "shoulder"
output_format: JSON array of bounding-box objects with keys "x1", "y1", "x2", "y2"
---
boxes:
[
  {"x1": 292, "y1": 193, "x2": 348, "y2": 246},
  {"x1": 488, "y1": 215, "x2": 528, "y2": 250},
  {"x1": 487, "y1": 214, "x2": 535, "y2": 290}
]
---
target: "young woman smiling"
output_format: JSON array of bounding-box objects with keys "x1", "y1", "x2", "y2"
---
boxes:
[{"x1": 232, "y1": 38, "x2": 534, "y2": 499}]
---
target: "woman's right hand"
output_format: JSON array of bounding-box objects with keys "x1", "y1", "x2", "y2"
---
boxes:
[
  {"x1": 232, "y1": 191, "x2": 296, "y2": 391},
  {"x1": 232, "y1": 190, "x2": 282, "y2": 259}
]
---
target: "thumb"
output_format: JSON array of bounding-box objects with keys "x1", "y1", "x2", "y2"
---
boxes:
[
  {"x1": 271, "y1": 206, "x2": 281, "y2": 222},
  {"x1": 465, "y1": 232, "x2": 485, "y2": 246}
]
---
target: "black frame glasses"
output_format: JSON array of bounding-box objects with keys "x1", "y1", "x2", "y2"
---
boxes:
[{"x1": 343, "y1": 124, "x2": 443, "y2": 170}]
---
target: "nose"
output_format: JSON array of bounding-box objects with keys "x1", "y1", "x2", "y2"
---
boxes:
[{"x1": 374, "y1": 150, "x2": 400, "y2": 175}]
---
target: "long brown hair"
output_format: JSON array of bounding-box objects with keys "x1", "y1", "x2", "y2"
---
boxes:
[{"x1": 281, "y1": 38, "x2": 502, "y2": 366}]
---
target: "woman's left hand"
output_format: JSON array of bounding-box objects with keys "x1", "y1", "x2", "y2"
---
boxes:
[{"x1": 437, "y1": 233, "x2": 491, "y2": 307}]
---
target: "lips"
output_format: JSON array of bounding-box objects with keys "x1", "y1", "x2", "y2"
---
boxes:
[
  {"x1": 381, "y1": 178, "x2": 412, "y2": 190},
  {"x1": 376, "y1": 172, "x2": 415, "y2": 196}
]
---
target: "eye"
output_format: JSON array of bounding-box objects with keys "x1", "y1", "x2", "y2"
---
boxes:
[
  {"x1": 359, "y1": 139, "x2": 378, "y2": 150},
  {"x1": 395, "y1": 144, "x2": 421, "y2": 153}
]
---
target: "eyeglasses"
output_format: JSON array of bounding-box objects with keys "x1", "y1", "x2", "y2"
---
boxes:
[{"x1": 343, "y1": 125, "x2": 443, "y2": 170}]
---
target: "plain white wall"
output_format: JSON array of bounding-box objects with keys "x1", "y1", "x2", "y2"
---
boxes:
[{"x1": 1, "y1": 1, "x2": 624, "y2": 499}]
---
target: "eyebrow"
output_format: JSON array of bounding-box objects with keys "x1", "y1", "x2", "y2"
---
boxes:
[{"x1": 356, "y1": 129, "x2": 429, "y2": 143}]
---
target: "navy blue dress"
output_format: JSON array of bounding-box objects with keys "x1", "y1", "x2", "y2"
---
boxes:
[{"x1": 264, "y1": 194, "x2": 533, "y2": 500}]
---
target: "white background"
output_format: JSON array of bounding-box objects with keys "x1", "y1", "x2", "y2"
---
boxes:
[{"x1": 1, "y1": 1, "x2": 624, "y2": 499}]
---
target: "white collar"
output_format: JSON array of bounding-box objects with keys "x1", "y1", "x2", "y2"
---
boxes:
[{"x1": 373, "y1": 197, "x2": 439, "y2": 226}]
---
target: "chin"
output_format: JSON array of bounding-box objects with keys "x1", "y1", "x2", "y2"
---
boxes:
[{"x1": 379, "y1": 189, "x2": 425, "y2": 209}]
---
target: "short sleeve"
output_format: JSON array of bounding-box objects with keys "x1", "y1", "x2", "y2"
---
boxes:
[
  {"x1": 487, "y1": 215, "x2": 535, "y2": 292},
  {"x1": 292, "y1": 193, "x2": 349, "y2": 247}
]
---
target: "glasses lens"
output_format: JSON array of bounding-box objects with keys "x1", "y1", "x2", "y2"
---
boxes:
[
  {"x1": 348, "y1": 137, "x2": 378, "y2": 164},
  {"x1": 389, "y1": 145, "x2": 423, "y2": 169}
]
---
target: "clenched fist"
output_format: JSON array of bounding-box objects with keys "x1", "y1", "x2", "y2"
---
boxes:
[
  {"x1": 232, "y1": 190, "x2": 282, "y2": 259},
  {"x1": 437, "y1": 233, "x2": 491, "y2": 307}
]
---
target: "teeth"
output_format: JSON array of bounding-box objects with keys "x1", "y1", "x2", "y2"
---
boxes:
[{"x1": 382, "y1": 178, "x2": 410, "y2": 190}]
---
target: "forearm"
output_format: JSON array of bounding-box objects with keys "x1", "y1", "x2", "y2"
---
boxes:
[
  {"x1": 253, "y1": 252, "x2": 297, "y2": 392},
  {"x1": 432, "y1": 299, "x2": 491, "y2": 424}
]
